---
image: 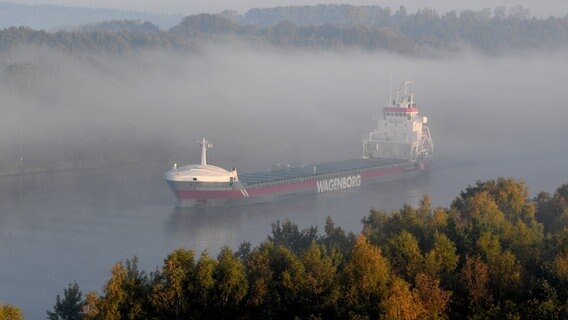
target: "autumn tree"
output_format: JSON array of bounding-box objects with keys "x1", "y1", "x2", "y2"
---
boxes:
[
  {"x1": 150, "y1": 248, "x2": 196, "y2": 319},
  {"x1": 385, "y1": 230, "x2": 424, "y2": 281},
  {"x1": 415, "y1": 273, "x2": 451, "y2": 320},
  {"x1": 97, "y1": 257, "x2": 151, "y2": 320},
  {"x1": 282, "y1": 242, "x2": 340, "y2": 318},
  {"x1": 424, "y1": 232, "x2": 459, "y2": 283},
  {"x1": 190, "y1": 251, "x2": 217, "y2": 318},
  {"x1": 0, "y1": 304, "x2": 23, "y2": 320},
  {"x1": 211, "y1": 247, "x2": 248, "y2": 318},
  {"x1": 382, "y1": 277, "x2": 424, "y2": 320},
  {"x1": 459, "y1": 255, "x2": 491, "y2": 311},
  {"x1": 243, "y1": 242, "x2": 273, "y2": 316},
  {"x1": 343, "y1": 235, "x2": 391, "y2": 318}
]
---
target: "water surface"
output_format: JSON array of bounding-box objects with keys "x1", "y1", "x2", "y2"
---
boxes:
[{"x1": 1, "y1": 154, "x2": 568, "y2": 319}]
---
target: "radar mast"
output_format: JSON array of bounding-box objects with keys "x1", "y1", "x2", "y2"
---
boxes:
[{"x1": 199, "y1": 138, "x2": 213, "y2": 166}]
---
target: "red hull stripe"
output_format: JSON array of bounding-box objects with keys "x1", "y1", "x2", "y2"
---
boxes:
[
  {"x1": 178, "y1": 180, "x2": 316, "y2": 200},
  {"x1": 247, "y1": 180, "x2": 316, "y2": 196},
  {"x1": 362, "y1": 166, "x2": 404, "y2": 179},
  {"x1": 179, "y1": 189, "x2": 243, "y2": 199},
  {"x1": 179, "y1": 161, "x2": 430, "y2": 200},
  {"x1": 383, "y1": 107, "x2": 418, "y2": 113}
]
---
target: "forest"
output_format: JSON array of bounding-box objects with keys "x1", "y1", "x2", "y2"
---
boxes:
[
  {"x1": 30, "y1": 178, "x2": 568, "y2": 319},
  {"x1": 1, "y1": 4, "x2": 567, "y2": 56}
]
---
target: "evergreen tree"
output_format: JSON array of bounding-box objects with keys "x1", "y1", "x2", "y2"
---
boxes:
[{"x1": 47, "y1": 282, "x2": 84, "y2": 320}]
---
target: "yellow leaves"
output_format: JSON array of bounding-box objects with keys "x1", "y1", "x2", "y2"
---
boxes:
[
  {"x1": 415, "y1": 274, "x2": 451, "y2": 320},
  {"x1": 460, "y1": 255, "x2": 491, "y2": 306},
  {"x1": 101, "y1": 262, "x2": 127, "y2": 320},
  {"x1": 552, "y1": 253, "x2": 568, "y2": 282},
  {"x1": 344, "y1": 235, "x2": 391, "y2": 302},
  {"x1": 493, "y1": 178, "x2": 530, "y2": 220},
  {"x1": 464, "y1": 191, "x2": 505, "y2": 226},
  {"x1": 382, "y1": 273, "x2": 451, "y2": 320},
  {"x1": 476, "y1": 233, "x2": 522, "y2": 295},
  {"x1": 0, "y1": 303, "x2": 24, "y2": 320},
  {"x1": 382, "y1": 277, "x2": 423, "y2": 320},
  {"x1": 82, "y1": 291, "x2": 101, "y2": 320},
  {"x1": 214, "y1": 247, "x2": 248, "y2": 306},
  {"x1": 431, "y1": 208, "x2": 448, "y2": 229}
]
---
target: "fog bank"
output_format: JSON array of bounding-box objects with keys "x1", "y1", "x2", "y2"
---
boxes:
[{"x1": 1, "y1": 44, "x2": 567, "y2": 174}]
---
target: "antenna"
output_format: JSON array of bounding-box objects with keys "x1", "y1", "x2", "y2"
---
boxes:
[
  {"x1": 389, "y1": 69, "x2": 393, "y2": 106},
  {"x1": 199, "y1": 138, "x2": 213, "y2": 166}
]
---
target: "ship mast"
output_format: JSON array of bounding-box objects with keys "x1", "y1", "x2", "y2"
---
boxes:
[{"x1": 199, "y1": 138, "x2": 213, "y2": 166}]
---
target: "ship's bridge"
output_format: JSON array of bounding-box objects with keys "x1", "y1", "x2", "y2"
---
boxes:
[{"x1": 363, "y1": 81, "x2": 433, "y2": 160}]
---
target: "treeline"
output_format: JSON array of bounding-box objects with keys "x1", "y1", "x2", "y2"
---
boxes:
[
  {"x1": 45, "y1": 178, "x2": 568, "y2": 319},
  {"x1": 1, "y1": 5, "x2": 568, "y2": 55},
  {"x1": 0, "y1": 2, "x2": 181, "y2": 30}
]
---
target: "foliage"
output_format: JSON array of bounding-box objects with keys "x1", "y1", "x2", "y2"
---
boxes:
[
  {"x1": 47, "y1": 282, "x2": 84, "y2": 320},
  {"x1": 0, "y1": 304, "x2": 23, "y2": 320},
  {"x1": 52, "y1": 178, "x2": 568, "y2": 319},
  {"x1": 2, "y1": 5, "x2": 568, "y2": 56}
]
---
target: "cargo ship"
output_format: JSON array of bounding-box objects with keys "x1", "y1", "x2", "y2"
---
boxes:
[{"x1": 166, "y1": 81, "x2": 433, "y2": 207}]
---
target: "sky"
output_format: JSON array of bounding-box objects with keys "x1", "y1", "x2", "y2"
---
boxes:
[{"x1": 7, "y1": 0, "x2": 568, "y2": 17}]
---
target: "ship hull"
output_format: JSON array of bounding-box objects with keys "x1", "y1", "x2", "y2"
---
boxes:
[{"x1": 168, "y1": 157, "x2": 432, "y2": 207}]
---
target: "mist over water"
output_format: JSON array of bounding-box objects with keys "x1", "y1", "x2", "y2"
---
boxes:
[
  {"x1": 1, "y1": 43, "x2": 568, "y2": 318},
  {"x1": 2, "y1": 45, "x2": 567, "y2": 172}
]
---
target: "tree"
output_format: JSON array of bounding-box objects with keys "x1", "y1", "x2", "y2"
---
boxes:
[
  {"x1": 460, "y1": 255, "x2": 491, "y2": 308},
  {"x1": 150, "y1": 248, "x2": 196, "y2": 319},
  {"x1": 99, "y1": 263, "x2": 127, "y2": 320},
  {"x1": 268, "y1": 219, "x2": 318, "y2": 253},
  {"x1": 415, "y1": 273, "x2": 451, "y2": 320},
  {"x1": 98, "y1": 257, "x2": 151, "y2": 320},
  {"x1": 424, "y1": 232, "x2": 459, "y2": 282},
  {"x1": 190, "y1": 251, "x2": 217, "y2": 318},
  {"x1": 212, "y1": 247, "x2": 248, "y2": 317},
  {"x1": 82, "y1": 292, "x2": 101, "y2": 320},
  {"x1": 536, "y1": 184, "x2": 568, "y2": 234},
  {"x1": 322, "y1": 216, "x2": 353, "y2": 259},
  {"x1": 343, "y1": 235, "x2": 391, "y2": 318},
  {"x1": 551, "y1": 252, "x2": 568, "y2": 283},
  {"x1": 0, "y1": 304, "x2": 23, "y2": 320},
  {"x1": 244, "y1": 242, "x2": 274, "y2": 316},
  {"x1": 509, "y1": 5, "x2": 530, "y2": 20},
  {"x1": 282, "y1": 242, "x2": 340, "y2": 318},
  {"x1": 386, "y1": 230, "x2": 423, "y2": 281},
  {"x1": 382, "y1": 277, "x2": 424, "y2": 320},
  {"x1": 47, "y1": 282, "x2": 85, "y2": 320},
  {"x1": 477, "y1": 233, "x2": 522, "y2": 300}
]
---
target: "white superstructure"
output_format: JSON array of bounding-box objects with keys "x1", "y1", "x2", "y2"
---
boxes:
[
  {"x1": 363, "y1": 81, "x2": 433, "y2": 160},
  {"x1": 165, "y1": 138, "x2": 239, "y2": 183}
]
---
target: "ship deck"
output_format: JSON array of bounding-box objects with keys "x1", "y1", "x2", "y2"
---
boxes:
[{"x1": 240, "y1": 158, "x2": 407, "y2": 186}]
